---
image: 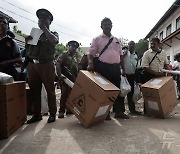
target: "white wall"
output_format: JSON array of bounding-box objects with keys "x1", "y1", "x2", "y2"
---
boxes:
[{"x1": 149, "y1": 7, "x2": 180, "y2": 64}]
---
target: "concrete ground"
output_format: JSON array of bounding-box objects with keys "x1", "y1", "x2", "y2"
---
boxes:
[{"x1": 0, "y1": 99, "x2": 180, "y2": 154}]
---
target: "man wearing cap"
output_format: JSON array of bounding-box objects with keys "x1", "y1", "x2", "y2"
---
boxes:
[
  {"x1": 25, "y1": 9, "x2": 59, "y2": 124},
  {"x1": 0, "y1": 16, "x2": 22, "y2": 80},
  {"x1": 56, "y1": 40, "x2": 79, "y2": 118}
]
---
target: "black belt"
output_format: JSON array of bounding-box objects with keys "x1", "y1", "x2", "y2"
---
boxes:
[
  {"x1": 99, "y1": 61, "x2": 120, "y2": 67},
  {"x1": 29, "y1": 58, "x2": 53, "y2": 64}
]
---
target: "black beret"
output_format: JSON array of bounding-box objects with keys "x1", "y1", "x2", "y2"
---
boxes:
[
  {"x1": 68, "y1": 40, "x2": 79, "y2": 48},
  {"x1": 36, "y1": 9, "x2": 53, "y2": 22}
]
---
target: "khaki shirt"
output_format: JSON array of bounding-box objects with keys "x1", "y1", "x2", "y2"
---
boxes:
[
  {"x1": 141, "y1": 49, "x2": 169, "y2": 72},
  {"x1": 26, "y1": 31, "x2": 59, "y2": 59},
  {"x1": 57, "y1": 52, "x2": 79, "y2": 81}
]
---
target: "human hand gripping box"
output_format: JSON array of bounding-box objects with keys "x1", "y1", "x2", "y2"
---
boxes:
[
  {"x1": 66, "y1": 70, "x2": 120, "y2": 128},
  {"x1": 141, "y1": 76, "x2": 177, "y2": 118}
]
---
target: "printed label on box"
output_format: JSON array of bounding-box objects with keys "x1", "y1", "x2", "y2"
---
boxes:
[
  {"x1": 150, "y1": 79, "x2": 162, "y2": 85},
  {"x1": 147, "y1": 100, "x2": 159, "y2": 110},
  {"x1": 72, "y1": 94, "x2": 85, "y2": 113},
  {"x1": 95, "y1": 105, "x2": 109, "y2": 117},
  {"x1": 94, "y1": 76, "x2": 109, "y2": 85}
]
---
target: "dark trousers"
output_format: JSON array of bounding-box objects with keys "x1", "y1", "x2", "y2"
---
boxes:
[
  {"x1": 119, "y1": 74, "x2": 136, "y2": 112},
  {"x1": 95, "y1": 61, "x2": 125, "y2": 113},
  {"x1": 28, "y1": 62, "x2": 57, "y2": 116},
  {"x1": 176, "y1": 75, "x2": 180, "y2": 97},
  {"x1": 59, "y1": 83, "x2": 71, "y2": 113}
]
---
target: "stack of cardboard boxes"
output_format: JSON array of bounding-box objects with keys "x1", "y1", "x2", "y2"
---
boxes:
[
  {"x1": 67, "y1": 71, "x2": 120, "y2": 128},
  {"x1": 141, "y1": 76, "x2": 177, "y2": 118},
  {"x1": 0, "y1": 81, "x2": 27, "y2": 139}
]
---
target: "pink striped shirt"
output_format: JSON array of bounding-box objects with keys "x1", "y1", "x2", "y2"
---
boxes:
[{"x1": 88, "y1": 33, "x2": 123, "y2": 64}]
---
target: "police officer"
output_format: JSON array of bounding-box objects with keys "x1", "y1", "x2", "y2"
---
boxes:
[
  {"x1": 56, "y1": 40, "x2": 79, "y2": 118},
  {"x1": 26, "y1": 9, "x2": 59, "y2": 124},
  {"x1": 0, "y1": 16, "x2": 21, "y2": 80}
]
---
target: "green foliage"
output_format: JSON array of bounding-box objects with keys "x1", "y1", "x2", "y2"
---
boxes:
[
  {"x1": 119, "y1": 37, "x2": 128, "y2": 47},
  {"x1": 135, "y1": 39, "x2": 148, "y2": 58},
  {"x1": 55, "y1": 43, "x2": 67, "y2": 54},
  {"x1": 75, "y1": 48, "x2": 85, "y2": 63},
  {"x1": 12, "y1": 25, "x2": 27, "y2": 38},
  {"x1": 55, "y1": 44, "x2": 83, "y2": 62}
]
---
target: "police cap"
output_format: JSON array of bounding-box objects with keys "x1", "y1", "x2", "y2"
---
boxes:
[
  {"x1": 36, "y1": 8, "x2": 53, "y2": 22},
  {"x1": 68, "y1": 40, "x2": 79, "y2": 48}
]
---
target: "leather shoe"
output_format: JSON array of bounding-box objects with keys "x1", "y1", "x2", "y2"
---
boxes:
[
  {"x1": 130, "y1": 111, "x2": 142, "y2": 115},
  {"x1": 143, "y1": 113, "x2": 151, "y2": 117},
  {"x1": 58, "y1": 112, "x2": 64, "y2": 118},
  {"x1": 114, "y1": 113, "x2": 129, "y2": 119},
  {"x1": 105, "y1": 114, "x2": 111, "y2": 121},
  {"x1": 66, "y1": 110, "x2": 73, "y2": 115},
  {"x1": 27, "y1": 115, "x2": 42, "y2": 124},
  {"x1": 47, "y1": 115, "x2": 56, "y2": 123}
]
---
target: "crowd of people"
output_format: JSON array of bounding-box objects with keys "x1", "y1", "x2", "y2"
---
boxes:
[{"x1": 0, "y1": 8, "x2": 179, "y2": 124}]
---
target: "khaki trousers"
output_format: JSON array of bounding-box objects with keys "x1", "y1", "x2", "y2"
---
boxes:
[
  {"x1": 28, "y1": 62, "x2": 57, "y2": 115},
  {"x1": 59, "y1": 83, "x2": 71, "y2": 113}
]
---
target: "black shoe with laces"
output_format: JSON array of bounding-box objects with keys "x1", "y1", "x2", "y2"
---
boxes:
[
  {"x1": 27, "y1": 115, "x2": 42, "y2": 124},
  {"x1": 47, "y1": 115, "x2": 56, "y2": 123}
]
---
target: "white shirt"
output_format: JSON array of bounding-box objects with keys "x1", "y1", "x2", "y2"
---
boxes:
[
  {"x1": 123, "y1": 51, "x2": 138, "y2": 74},
  {"x1": 173, "y1": 61, "x2": 180, "y2": 70}
]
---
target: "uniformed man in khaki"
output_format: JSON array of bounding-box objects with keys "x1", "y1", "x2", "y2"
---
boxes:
[
  {"x1": 56, "y1": 40, "x2": 79, "y2": 118},
  {"x1": 26, "y1": 9, "x2": 59, "y2": 124}
]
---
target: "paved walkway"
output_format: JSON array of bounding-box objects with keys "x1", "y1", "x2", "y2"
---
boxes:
[{"x1": 0, "y1": 101, "x2": 180, "y2": 154}]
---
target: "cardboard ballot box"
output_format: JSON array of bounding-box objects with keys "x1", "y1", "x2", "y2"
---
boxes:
[
  {"x1": 67, "y1": 70, "x2": 120, "y2": 128},
  {"x1": 141, "y1": 76, "x2": 177, "y2": 118},
  {"x1": 0, "y1": 81, "x2": 27, "y2": 139}
]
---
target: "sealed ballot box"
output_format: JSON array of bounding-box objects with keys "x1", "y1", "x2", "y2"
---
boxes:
[
  {"x1": 67, "y1": 70, "x2": 120, "y2": 128},
  {"x1": 141, "y1": 76, "x2": 177, "y2": 118},
  {"x1": 0, "y1": 81, "x2": 27, "y2": 139}
]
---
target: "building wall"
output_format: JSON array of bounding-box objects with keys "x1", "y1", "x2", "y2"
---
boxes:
[
  {"x1": 150, "y1": 8, "x2": 180, "y2": 39},
  {"x1": 14, "y1": 33, "x2": 25, "y2": 50},
  {"x1": 148, "y1": 7, "x2": 180, "y2": 64}
]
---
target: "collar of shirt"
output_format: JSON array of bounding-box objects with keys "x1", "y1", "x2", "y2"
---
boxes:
[
  {"x1": 129, "y1": 50, "x2": 136, "y2": 55},
  {"x1": 0, "y1": 35, "x2": 8, "y2": 41},
  {"x1": 101, "y1": 33, "x2": 114, "y2": 39},
  {"x1": 150, "y1": 49, "x2": 160, "y2": 53},
  {"x1": 150, "y1": 49, "x2": 155, "y2": 53},
  {"x1": 150, "y1": 48, "x2": 164, "y2": 53}
]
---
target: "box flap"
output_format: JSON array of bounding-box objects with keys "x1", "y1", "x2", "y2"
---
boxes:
[
  {"x1": 1, "y1": 81, "x2": 26, "y2": 86},
  {"x1": 141, "y1": 76, "x2": 172, "y2": 89},
  {"x1": 141, "y1": 76, "x2": 174, "y2": 98},
  {"x1": 80, "y1": 70, "x2": 120, "y2": 91}
]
